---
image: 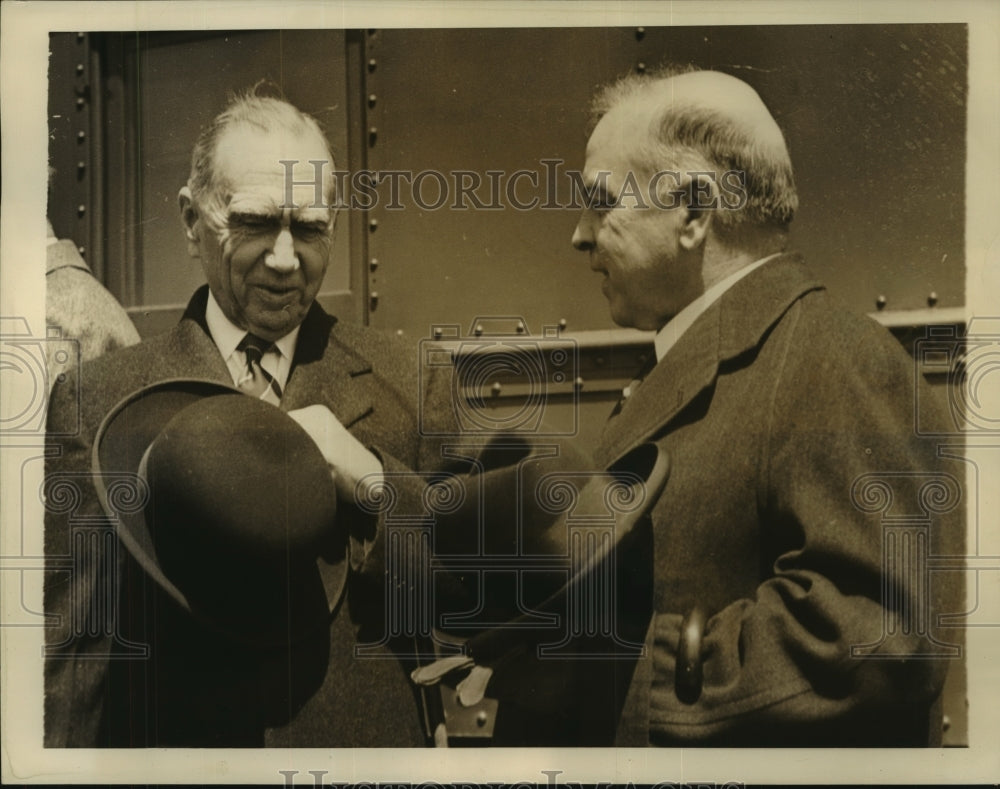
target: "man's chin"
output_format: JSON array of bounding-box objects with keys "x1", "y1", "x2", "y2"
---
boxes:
[
  {"x1": 246, "y1": 309, "x2": 305, "y2": 341},
  {"x1": 608, "y1": 301, "x2": 637, "y2": 330},
  {"x1": 607, "y1": 297, "x2": 664, "y2": 331},
  {"x1": 610, "y1": 311, "x2": 659, "y2": 332}
]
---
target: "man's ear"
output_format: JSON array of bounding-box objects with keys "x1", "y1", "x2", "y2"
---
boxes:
[
  {"x1": 178, "y1": 186, "x2": 201, "y2": 257},
  {"x1": 677, "y1": 172, "x2": 716, "y2": 252}
]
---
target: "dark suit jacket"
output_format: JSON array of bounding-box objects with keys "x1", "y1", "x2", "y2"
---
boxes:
[
  {"x1": 44, "y1": 286, "x2": 455, "y2": 747},
  {"x1": 597, "y1": 254, "x2": 964, "y2": 746}
]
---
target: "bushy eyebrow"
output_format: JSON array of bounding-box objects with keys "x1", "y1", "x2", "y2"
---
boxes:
[
  {"x1": 591, "y1": 183, "x2": 615, "y2": 204},
  {"x1": 583, "y1": 180, "x2": 617, "y2": 210},
  {"x1": 574, "y1": 168, "x2": 617, "y2": 209},
  {"x1": 226, "y1": 204, "x2": 331, "y2": 226},
  {"x1": 227, "y1": 209, "x2": 275, "y2": 224}
]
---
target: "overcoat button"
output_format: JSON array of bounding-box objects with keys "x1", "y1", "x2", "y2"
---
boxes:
[{"x1": 675, "y1": 606, "x2": 706, "y2": 704}]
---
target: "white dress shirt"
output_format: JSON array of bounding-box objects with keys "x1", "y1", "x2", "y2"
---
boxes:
[
  {"x1": 204, "y1": 290, "x2": 298, "y2": 395},
  {"x1": 653, "y1": 252, "x2": 782, "y2": 363}
]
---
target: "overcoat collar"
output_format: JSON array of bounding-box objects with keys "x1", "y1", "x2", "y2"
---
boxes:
[
  {"x1": 176, "y1": 286, "x2": 373, "y2": 428},
  {"x1": 595, "y1": 253, "x2": 824, "y2": 467},
  {"x1": 46, "y1": 238, "x2": 91, "y2": 275}
]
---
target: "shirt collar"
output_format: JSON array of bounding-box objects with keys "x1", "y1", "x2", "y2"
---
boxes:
[
  {"x1": 204, "y1": 289, "x2": 300, "y2": 362},
  {"x1": 653, "y1": 252, "x2": 782, "y2": 363}
]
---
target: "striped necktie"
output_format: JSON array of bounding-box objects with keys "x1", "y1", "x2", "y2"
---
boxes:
[{"x1": 236, "y1": 333, "x2": 283, "y2": 402}]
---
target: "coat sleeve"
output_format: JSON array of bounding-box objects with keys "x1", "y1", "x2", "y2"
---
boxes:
[
  {"x1": 338, "y1": 337, "x2": 475, "y2": 650},
  {"x1": 640, "y1": 317, "x2": 965, "y2": 746},
  {"x1": 343, "y1": 341, "x2": 465, "y2": 574},
  {"x1": 43, "y1": 368, "x2": 118, "y2": 747}
]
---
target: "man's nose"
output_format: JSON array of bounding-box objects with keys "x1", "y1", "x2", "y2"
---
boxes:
[
  {"x1": 264, "y1": 227, "x2": 299, "y2": 273},
  {"x1": 571, "y1": 212, "x2": 595, "y2": 252}
]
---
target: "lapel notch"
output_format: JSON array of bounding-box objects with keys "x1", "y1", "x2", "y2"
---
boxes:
[
  {"x1": 281, "y1": 303, "x2": 375, "y2": 429},
  {"x1": 168, "y1": 287, "x2": 236, "y2": 385},
  {"x1": 597, "y1": 306, "x2": 721, "y2": 467}
]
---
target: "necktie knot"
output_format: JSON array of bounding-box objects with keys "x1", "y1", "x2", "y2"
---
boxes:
[
  {"x1": 236, "y1": 333, "x2": 282, "y2": 402},
  {"x1": 237, "y1": 333, "x2": 274, "y2": 372}
]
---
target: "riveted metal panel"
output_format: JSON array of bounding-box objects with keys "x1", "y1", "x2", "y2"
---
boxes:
[
  {"x1": 365, "y1": 27, "x2": 637, "y2": 340},
  {"x1": 47, "y1": 32, "x2": 97, "y2": 273},
  {"x1": 364, "y1": 25, "x2": 965, "y2": 340}
]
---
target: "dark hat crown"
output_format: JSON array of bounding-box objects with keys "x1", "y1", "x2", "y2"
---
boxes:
[
  {"x1": 94, "y1": 380, "x2": 341, "y2": 645},
  {"x1": 142, "y1": 395, "x2": 336, "y2": 632},
  {"x1": 146, "y1": 395, "x2": 334, "y2": 568}
]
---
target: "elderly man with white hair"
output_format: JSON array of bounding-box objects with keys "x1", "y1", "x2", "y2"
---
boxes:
[{"x1": 570, "y1": 67, "x2": 963, "y2": 746}]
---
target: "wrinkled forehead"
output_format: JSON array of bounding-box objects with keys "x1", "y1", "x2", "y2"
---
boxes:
[{"x1": 211, "y1": 125, "x2": 336, "y2": 208}]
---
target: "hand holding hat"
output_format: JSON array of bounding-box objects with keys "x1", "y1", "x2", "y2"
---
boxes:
[{"x1": 287, "y1": 404, "x2": 384, "y2": 506}]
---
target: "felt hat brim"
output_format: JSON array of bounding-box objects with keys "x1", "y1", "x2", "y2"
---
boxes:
[
  {"x1": 430, "y1": 438, "x2": 669, "y2": 657},
  {"x1": 410, "y1": 441, "x2": 670, "y2": 743},
  {"x1": 92, "y1": 378, "x2": 347, "y2": 644},
  {"x1": 472, "y1": 441, "x2": 669, "y2": 662}
]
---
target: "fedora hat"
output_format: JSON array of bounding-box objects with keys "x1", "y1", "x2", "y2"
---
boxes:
[
  {"x1": 430, "y1": 437, "x2": 669, "y2": 637},
  {"x1": 93, "y1": 378, "x2": 343, "y2": 646},
  {"x1": 413, "y1": 438, "x2": 669, "y2": 743}
]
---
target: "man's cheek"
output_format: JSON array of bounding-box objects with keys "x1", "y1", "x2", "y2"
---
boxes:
[
  {"x1": 305, "y1": 248, "x2": 332, "y2": 284},
  {"x1": 227, "y1": 233, "x2": 275, "y2": 265},
  {"x1": 311, "y1": 238, "x2": 333, "y2": 264},
  {"x1": 600, "y1": 214, "x2": 630, "y2": 248}
]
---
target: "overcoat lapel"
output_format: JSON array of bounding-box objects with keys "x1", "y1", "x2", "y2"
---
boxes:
[
  {"x1": 596, "y1": 307, "x2": 721, "y2": 468},
  {"x1": 173, "y1": 287, "x2": 375, "y2": 429},
  {"x1": 164, "y1": 287, "x2": 235, "y2": 384},
  {"x1": 280, "y1": 304, "x2": 374, "y2": 429},
  {"x1": 594, "y1": 253, "x2": 824, "y2": 469}
]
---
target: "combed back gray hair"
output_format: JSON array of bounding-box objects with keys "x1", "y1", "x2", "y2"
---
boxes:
[
  {"x1": 187, "y1": 83, "x2": 335, "y2": 211},
  {"x1": 590, "y1": 65, "x2": 798, "y2": 234}
]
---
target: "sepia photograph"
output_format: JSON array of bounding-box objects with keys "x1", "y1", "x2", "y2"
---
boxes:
[{"x1": 1, "y1": 0, "x2": 998, "y2": 785}]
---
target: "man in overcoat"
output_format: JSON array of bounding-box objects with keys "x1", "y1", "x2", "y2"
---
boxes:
[
  {"x1": 45, "y1": 218, "x2": 140, "y2": 388},
  {"x1": 570, "y1": 67, "x2": 964, "y2": 746},
  {"x1": 44, "y1": 89, "x2": 451, "y2": 747}
]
